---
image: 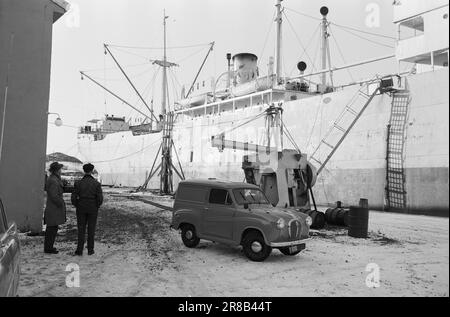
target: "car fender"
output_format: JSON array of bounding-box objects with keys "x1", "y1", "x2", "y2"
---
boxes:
[
  {"x1": 171, "y1": 208, "x2": 201, "y2": 232},
  {"x1": 234, "y1": 216, "x2": 272, "y2": 245}
]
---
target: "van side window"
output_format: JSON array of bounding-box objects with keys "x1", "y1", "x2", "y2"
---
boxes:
[
  {"x1": 209, "y1": 189, "x2": 232, "y2": 205},
  {"x1": 176, "y1": 186, "x2": 207, "y2": 202}
]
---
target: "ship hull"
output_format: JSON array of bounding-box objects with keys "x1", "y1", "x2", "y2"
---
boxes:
[{"x1": 78, "y1": 69, "x2": 449, "y2": 215}]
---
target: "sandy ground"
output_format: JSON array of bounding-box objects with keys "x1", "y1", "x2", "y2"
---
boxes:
[{"x1": 17, "y1": 189, "x2": 449, "y2": 297}]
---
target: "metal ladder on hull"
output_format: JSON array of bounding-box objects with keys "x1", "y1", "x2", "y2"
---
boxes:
[
  {"x1": 310, "y1": 82, "x2": 381, "y2": 175},
  {"x1": 385, "y1": 91, "x2": 410, "y2": 210}
]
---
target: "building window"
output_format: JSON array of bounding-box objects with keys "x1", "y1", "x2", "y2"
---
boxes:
[{"x1": 399, "y1": 16, "x2": 424, "y2": 40}]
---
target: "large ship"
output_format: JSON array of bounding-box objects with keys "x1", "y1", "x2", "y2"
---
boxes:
[{"x1": 77, "y1": 0, "x2": 449, "y2": 216}]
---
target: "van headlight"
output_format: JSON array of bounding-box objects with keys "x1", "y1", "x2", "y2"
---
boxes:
[
  {"x1": 276, "y1": 218, "x2": 286, "y2": 229},
  {"x1": 306, "y1": 216, "x2": 313, "y2": 227}
]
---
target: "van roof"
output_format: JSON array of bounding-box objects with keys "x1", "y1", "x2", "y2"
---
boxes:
[{"x1": 179, "y1": 179, "x2": 260, "y2": 190}]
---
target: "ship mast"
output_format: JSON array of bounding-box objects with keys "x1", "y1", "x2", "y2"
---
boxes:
[
  {"x1": 162, "y1": 10, "x2": 169, "y2": 115},
  {"x1": 275, "y1": 0, "x2": 283, "y2": 84},
  {"x1": 320, "y1": 6, "x2": 333, "y2": 87}
]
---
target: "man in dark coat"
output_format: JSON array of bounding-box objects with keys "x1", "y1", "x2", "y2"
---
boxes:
[
  {"x1": 71, "y1": 163, "x2": 103, "y2": 256},
  {"x1": 44, "y1": 162, "x2": 67, "y2": 254}
]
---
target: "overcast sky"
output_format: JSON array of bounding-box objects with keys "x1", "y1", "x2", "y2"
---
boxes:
[{"x1": 47, "y1": 0, "x2": 399, "y2": 155}]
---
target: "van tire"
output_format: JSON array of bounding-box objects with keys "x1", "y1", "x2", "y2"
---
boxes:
[
  {"x1": 242, "y1": 231, "x2": 272, "y2": 262},
  {"x1": 181, "y1": 224, "x2": 200, "y2": 248}
]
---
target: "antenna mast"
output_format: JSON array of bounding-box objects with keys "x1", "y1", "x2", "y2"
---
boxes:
[
  {"x1": 162, "y1": 10, "x2": 169, "y2": 115},
  {"x1": 320, "y1": 6, "x2": 334, "y2": 87},
  {"x1": 275, "y1": 0, "x2": 283, "y2": 84}
]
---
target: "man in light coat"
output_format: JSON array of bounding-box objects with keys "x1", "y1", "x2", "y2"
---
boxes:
[{"x1": 44, "y1": 162, "x2": 67, "y2": 254}]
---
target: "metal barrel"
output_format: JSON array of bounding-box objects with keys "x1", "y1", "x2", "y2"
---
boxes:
[
  {"x1": 348, "y1": 199, "x2": 370, "y2": 238},
  {"x1": 325, "y1": 207, "x2": 348, "y2": 226},
  {"x1": 299, "y1": 210, "x2": 326, "y2": 229},
  {"x1": 306, "y1": 210, "x2": 326, "y2": 229}
]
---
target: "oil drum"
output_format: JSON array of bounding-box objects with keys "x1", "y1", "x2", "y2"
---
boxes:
[
  {"x1": 348, "y1": 199, "x2": 369, "y2": 238},
  {"x1": 325, "y1": 208, "x2": 348, "y2": 226},
  {"x1": 302, "y1": 210, "x2": 326, "y2": 230}
]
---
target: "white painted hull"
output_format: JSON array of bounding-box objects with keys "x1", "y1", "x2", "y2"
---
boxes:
[{"x1": 78, "y1": 69, "x2": 449, "y2": 214}]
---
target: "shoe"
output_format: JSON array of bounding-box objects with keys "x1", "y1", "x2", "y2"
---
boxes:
[
  {"x1": 88, "y1": 250, "x2": 95, "y2": 256},
  {"x1": 44, "y1": 249, "x2": 59, "y2": 254},
  {"x1": 74, "y1": 250, "x2": 83, "y2": 256}
]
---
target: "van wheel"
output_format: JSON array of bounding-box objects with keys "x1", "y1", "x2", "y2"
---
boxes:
[
  {"x1": 279, "y1": 247, "x2": 302, "y2": 256},
  {"x1": 181, "y1": 224, "x2": 200, "y2": 248},
  {"x1": 242, "y1": 231, "x2": 272, "y2": 262}
]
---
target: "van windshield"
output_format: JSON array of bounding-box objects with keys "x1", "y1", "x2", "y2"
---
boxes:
[{"x1": 233, "y1": 188, "x2": 270, "y2": 205}]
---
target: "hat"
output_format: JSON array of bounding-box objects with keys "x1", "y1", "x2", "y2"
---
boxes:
[
  {"x1": 49, "y1": 162, "x2": 64, "y2": 173},
  {"x1": 83, "y1": 163, "x2": 95, "y2": 173}
]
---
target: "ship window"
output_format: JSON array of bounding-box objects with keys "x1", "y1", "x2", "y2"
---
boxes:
[{"x1": 399, "y1": 16, "x2": 424, "y2": 40}]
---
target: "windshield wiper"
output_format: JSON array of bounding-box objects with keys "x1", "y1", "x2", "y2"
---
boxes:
[
  {"x1": 239, "y1": 192, "x2": 250, "y2": 205},
  {"x1": 249, "y1": 193, "x2": 258, "y2": 203}
]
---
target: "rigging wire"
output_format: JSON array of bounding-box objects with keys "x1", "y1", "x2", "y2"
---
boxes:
[
  {"x1": 82, "y1": 62, "x2": 154, "y2": 74},
  {"x1": 151, "y1": 67, "x2": 161, "y2": 108},
  {"x1": 305, "y1": 98, "x2": 324, "y2": 150},
  {"x1": 176, "y1": 45, "x2": 208, "y2": 64},
  {"x1": 108, "y1": 46, "x2": 152, "y2": 61},
  {"x1": 259, "y1": 9, "x2": 277, "y2": 63},
  {"x1": 169, "y1": 68, "x2": 183, "y2": 93},
  {"x1": 328, "y1": 25, "x2": 355, "y2": 82},
  {"x1": 84, "y1": 65, "x2": 155, "y2": 82},
  {"x1": 310, "y1": 32, "x2": 322, "y2": 81},
  {"x1": 289, "y1": 22, "x2": 321, "y2": 76},
  {"x1": 330, "y1": 22, "x2": 396, "y2": 40},
  {"x1": 168, "y1": 68, "x2": 180, "y2": 102},
  {"x1": 283, "y1": 11, "x2": 317, "y2": 75},
  {"x1": 89, "y1": 137, "x2": 163, "y2": 164},
  {"x1": 217, "y1": 111, "x2": 267, "y2": 137},
  {"x1": 333, "y1": 24, "x2": 394, "y2": 49},
  {"x1": 284, "y1": 7, "x2": 396, "y2": 40},
  {"x1": 103, "y1": 50, "x2": 108, "y2": 114},
  {"x1": 106, "y1": 43, "x2": 212, "y2": 50},
  {"x1": 281, "y1": 118, "x2": 301, "y2": 154},
  {"x1": 284, "y1": 7, "x2": 321, "y2": 22}
]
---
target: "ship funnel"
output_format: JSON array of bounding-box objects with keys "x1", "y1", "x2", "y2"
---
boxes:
[{"x1": 233, "y1": 53, "x2": 258, "y2": 85}]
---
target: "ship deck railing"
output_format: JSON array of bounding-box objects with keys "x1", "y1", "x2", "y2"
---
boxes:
[{"x1": 173, "y1": 88, "x2": 314, "y2": 117}]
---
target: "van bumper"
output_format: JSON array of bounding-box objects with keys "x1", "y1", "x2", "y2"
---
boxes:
[{"x1": 269, "y1": 238, "x2": 311, "y2": 248}]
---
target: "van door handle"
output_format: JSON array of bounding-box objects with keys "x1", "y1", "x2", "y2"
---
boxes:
[{"x1": 204, "y1": 207, "x2": 209, "y2": 211}]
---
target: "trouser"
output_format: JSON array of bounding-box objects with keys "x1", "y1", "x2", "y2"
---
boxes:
[
  {"x1": 44, "y1": 225, "x2": 59, "y2": 251},
  {"x1": 76, "y1": 211, "x2": 98, "y2": 253}
]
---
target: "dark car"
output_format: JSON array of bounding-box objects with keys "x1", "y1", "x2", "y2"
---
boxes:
[
  {"x1": 0, "y1": 198, "x2": 20, "y2": 297},
  {"x1": 172, "y1": 179, "x2": 312, "y2": 262}
]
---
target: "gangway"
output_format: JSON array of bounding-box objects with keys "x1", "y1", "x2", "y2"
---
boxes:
[{"x1": 309, "y1": 78, "x2": 394, "y2": 175}]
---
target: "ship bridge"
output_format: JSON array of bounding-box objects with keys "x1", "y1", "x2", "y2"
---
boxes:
[{"x1": 394, "y1": 0, "x2": 449, "y2": 69}]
